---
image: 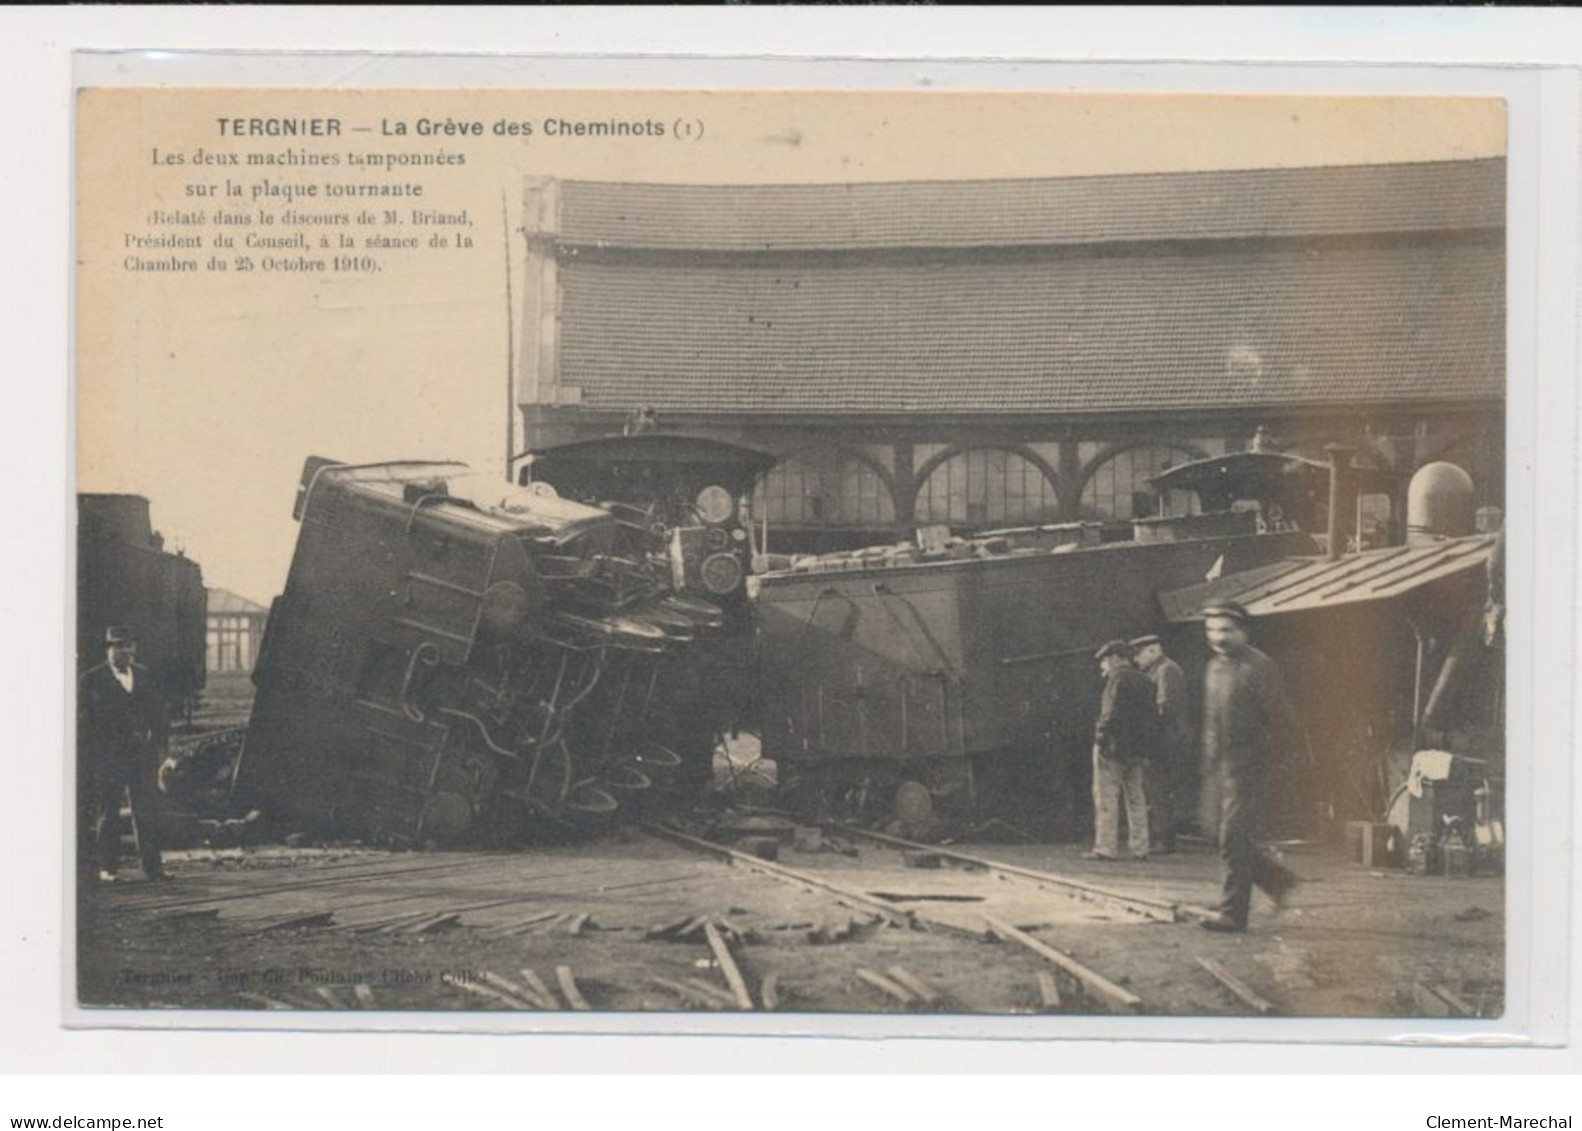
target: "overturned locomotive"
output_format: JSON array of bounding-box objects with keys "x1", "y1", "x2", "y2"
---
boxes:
[{"x1": 232, "y1": 443, "x2": 769, "y2": 846}]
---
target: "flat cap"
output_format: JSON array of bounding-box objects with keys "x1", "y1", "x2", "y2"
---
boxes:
[
  {"x1": 1200, "y1": 601, "x2": 1250, "y2": 624},
  {"x1": 1094, "y1": 639, "x2": 1132, "y2": 661},
  {"x1": 104, "y1": 624, "x2": 138, "y2": 644},
  {"x1": 1128, "y1": 634, "x2": 1161, "y2": 650}
]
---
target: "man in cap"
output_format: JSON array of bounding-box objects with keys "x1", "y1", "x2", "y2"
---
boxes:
[
  {"x1": 78, "y1": 626, "x2": 169, "y2": 883},
  {"x1": 1197, "y1": 602, "x2": 1298, "y2": 931},
  {"x1": 1088, "y1": 639, "x2": 1159, "y2": 860},
  {"x1": 1130, "y1": 634, "x2": 1190, "y2": 854}
]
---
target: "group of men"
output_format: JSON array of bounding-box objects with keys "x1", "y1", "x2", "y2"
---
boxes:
[{"x1": 1088, "y1": 601, "x2": 1300, "y2": 933}]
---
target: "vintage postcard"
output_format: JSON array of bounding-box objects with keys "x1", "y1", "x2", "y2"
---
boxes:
[{"x1": 73, "y1": 82, "x2": 1510, "y2": 1026}]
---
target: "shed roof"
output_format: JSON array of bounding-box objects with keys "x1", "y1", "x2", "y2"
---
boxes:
[
  {"x1": 556, "y1": 237, "x2": 1503, "y2": 416},
  {"x1": 207, "y1": 587, "x2": 269, "y2": 616},
  {"x1": 548, "y1": 159, "x2": 1504, "y2": 252},
  {"x1": 1158, "y1": 535, "x2": 1497, "y2": 621}
]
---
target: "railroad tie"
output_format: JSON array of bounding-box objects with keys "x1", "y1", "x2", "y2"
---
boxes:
[
  {"x1": 886, "y1": 965, "x2": 943, "y2": 1005},
  {"x1": 1036, "y1": 971, "x2": 1063, "y2": 1012},
  {"x1": 760, "y1": 973, "x2": 781, "y2": 1012},
  {"x1": 480, "y1": 971, "x2": 542, "y2": 1010},
  {"x1": 649, "y1": 976, "x2": 724, "y2": 1011},
  {"x1": 518, "y1": 968, "x2": 561, "y2": 1010},
  {"x1": 704, "y1": 919, "x2": 756, "y2": 1010},
  {"x1": 556, "y1": 966, "x2": 592, "y2": 1011},
  {"x1": 1196, "y1": 957, "x2": 1276, "y2": 1015},
  {"x1": 984, "y1": 915, "x2": 1142, "y2": 1014},
  {"x1": 855, "y1": 967, "x2": 917, "y2": 1006},
  {"x1": 680, "y1": 977, "x2": 740, "y2": 1009}
]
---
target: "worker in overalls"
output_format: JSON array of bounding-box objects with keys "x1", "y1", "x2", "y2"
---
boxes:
[
  {"x1": 1088, "y1": 640, "x2": 1158, "y2": 861},
  {"x1": 1130, "y1": 634, "x2": 1190, "y2": 854}
]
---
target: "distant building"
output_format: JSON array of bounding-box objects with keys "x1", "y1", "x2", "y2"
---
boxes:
[
  {"x1": 517, "y1": 159, "x2": 1504, "y2": 552},
  {"x1": 206, "y1": 588, "x2": 268, "y2": 674}
]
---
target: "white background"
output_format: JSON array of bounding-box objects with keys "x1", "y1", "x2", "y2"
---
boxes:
[{"x1": 3, "y1": 5, "x2": 1579, "y2": 1119}]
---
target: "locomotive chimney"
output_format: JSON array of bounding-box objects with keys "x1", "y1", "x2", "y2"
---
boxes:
[{"x1": 1324, "y1": 443, "x2": 1355, "y2": 561}]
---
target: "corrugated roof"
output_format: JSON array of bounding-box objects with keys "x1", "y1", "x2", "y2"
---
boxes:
[
  {"x1": 1158, "y1": 535, "x2": 1497, "y2": 621},
  {"x1": 207, "y1": 587, "x2": 269, "y2": 615},
  {"x1": 550, "y1": 160, "x2": 1504, "y2": 252},
  {"x1": 557, "y1": 239, "x2": 1503, "y2": 415}
]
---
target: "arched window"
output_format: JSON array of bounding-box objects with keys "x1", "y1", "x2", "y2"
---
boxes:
[
  {"x1": 1078, "y1": 444, "x2": 1201, "y2": 521},
  {"x1": 753, "y1": 449, "x2": 896, "y2": 527},
  {"x1": 914, "y1": 447, "x2": 1060, "y2": 527}
]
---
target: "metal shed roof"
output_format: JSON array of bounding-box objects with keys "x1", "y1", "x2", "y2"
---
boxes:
[{"x1": 1159, "y1": 535, "x2": 1497, "y2": 622}]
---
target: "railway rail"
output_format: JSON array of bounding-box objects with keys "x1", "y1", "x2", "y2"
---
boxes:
[{"x1": 79, "y1": 826, "x2": 1332, "y2": 1017}]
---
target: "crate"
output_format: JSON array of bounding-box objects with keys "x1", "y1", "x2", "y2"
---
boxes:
[{"x1": 1347, "y1": 821, "x2": 1400, "y2": 868}]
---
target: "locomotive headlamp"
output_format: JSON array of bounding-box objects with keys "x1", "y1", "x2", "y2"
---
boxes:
[
  {"x1": 695, "y1": 484, "x2": 734, "y2": 524},
  {"x1": 700, "y1": 551, "x2": 745, "y2": 594}
]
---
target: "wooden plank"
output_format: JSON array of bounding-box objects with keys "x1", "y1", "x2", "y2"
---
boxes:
[
  {"x1": 855, "y1": 967, "x2": 916, "y2": 1005},
  {"x1": 1036, "y1": 971, "x2": 1063, "y2": 1011},
  {"x1": 312, "y1": 986, "x2": 347, "y2": 1010},
  {"x1": 399, "y1": 912, "x2": 461, "y2": 935},
  {"x1": 1432, "y1": 984, "x2": 1479, "y2": 1018},
  {"x1": 643, "y1": 914, "x2": 695, "y2": 940},
  {"x1": 1412, "y1": 982, "x2": 1456, "y2": 1018},
  {"x1": 519, "y1": 968, "x2": 561, "y2": 1010},
  {"x1": 480, "y1": 972, "x2": 542, "y2": 1010},
  {"x1": 704, "y1": 919, "x2": 756, "y2": 1010},
  {"x1": 157, "y1": 907, "x2": 221, "y2": 925},
  {"x1": 680, "y1": 977, "x2": 740, "y2": 1008},
  {"x1": 251, "y1": 910, "x2": 335, "y2": 934},
  {"x1": 445, "y1": 976, "x2": 527, "y2": 1011},
  {"x1": 556, "y1": 966, "x2": 591, "y2": 1011},
  {"x1": 481, "y1": 909, "x2": 562, "y2": 938},
  {"x1": 1196, "y1": 957, "x2": 1276, "y2": 1015},
  {"x1": 886, "y1": 965, "x2": 943, "y2": 1005},
  {"x1": 984, "y1": 915, "x2": 1141, "y2": 1014},
  {"x1": 649, "y1": 976, "x2": 724, "y2": 1010},
  {"x1": 760, "y1": 973, "x2": 781, "y2": 1012}
]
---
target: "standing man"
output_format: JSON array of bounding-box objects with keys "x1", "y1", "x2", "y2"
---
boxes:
[
  {"x1": 1130, "y1": 634, "x2": 1190, "y2": 854},
  {"x1": 1088, "y1": 640, "x2": 1159, "y2": 861},
  {"x1": 1197, "y1": 602, "x2": 1298, "y2": 931},
  {"x1": 78, "y1": 625, "x2": 169, "y2": 883}
]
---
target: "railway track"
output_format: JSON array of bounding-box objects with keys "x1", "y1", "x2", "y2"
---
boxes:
[{"x1": 82, "y1": 826, "x2": 1292, "y2": 1017}]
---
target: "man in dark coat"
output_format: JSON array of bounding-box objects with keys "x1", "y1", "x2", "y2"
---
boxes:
[
  {"x1": 1197, "y1": 602, "x2": 1298, "y2": 931},
  {"x1": 1088, "y1": 639, "x2": 1159, "y2": 860},
  {"x1": 1131, "y1": 634, "x2": 1191, "y2": 854},
  {"x1": 78, "y1": 625, "x2": 168, "y2": 882}
]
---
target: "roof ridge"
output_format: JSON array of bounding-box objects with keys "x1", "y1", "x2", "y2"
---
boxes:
[{"x1": 554, "y1": 156, "x2": 1505, "y2": 194}]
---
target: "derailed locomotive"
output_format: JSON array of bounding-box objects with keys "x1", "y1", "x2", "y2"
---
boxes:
[
  {"x1": 235, "y1": 432, "x2": 1500, "y2": 847},
  {"x1": 234, "y1": 440, "x2": 772, "y2": 845}
]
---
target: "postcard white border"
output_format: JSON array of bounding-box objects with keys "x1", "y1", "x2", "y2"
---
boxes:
[{"x1": 4, "y1": 8, "x2": 1578, "y2": 1076}]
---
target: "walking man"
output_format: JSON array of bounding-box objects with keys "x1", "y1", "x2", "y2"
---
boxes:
[
  {"x1": 1088, "y1": 639, "x2": 1159, "y2": 861},
  {"x1": 78, "y1": 625, "x2": 169, "y2": 883},
  {"x1": 1130, "y1": 634, "x2": 1190, "y2": 853},
  {"x1": 1197, "y1": 602, "x2": 1298, "y2": 931}
]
